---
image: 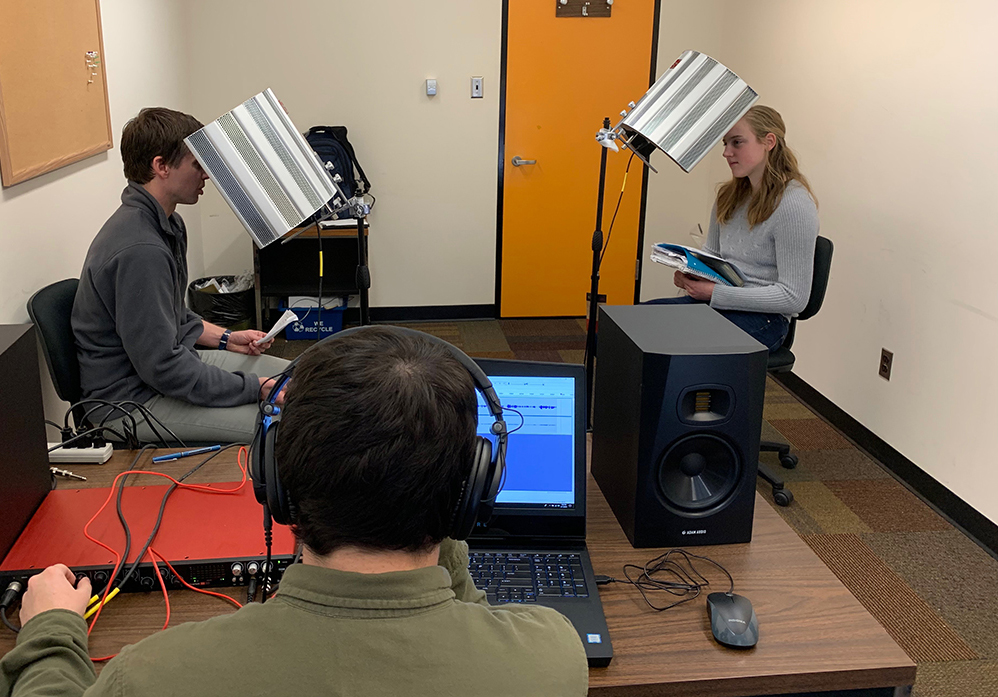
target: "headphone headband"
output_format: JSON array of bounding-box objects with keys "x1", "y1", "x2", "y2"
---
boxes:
[{"x1": 250, "y1": 325, "x2": 507, "y2": 540}]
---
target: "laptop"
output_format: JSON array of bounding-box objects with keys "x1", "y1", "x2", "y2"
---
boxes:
[{"x1": 468, "y1": 358, "x2": 613, "y2": 667}]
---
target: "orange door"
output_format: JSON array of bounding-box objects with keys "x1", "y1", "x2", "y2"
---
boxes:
[{"x1": 500, "y1": 0, "x2": 656, "y2": 317}]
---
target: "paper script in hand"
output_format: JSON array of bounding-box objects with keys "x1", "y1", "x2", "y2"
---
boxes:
[{"x1": 254, "y1": 309, "x2": 299, "y2": 345}]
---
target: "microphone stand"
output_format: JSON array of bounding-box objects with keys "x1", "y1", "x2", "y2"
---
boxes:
[
  {"x1": 309, "y1": 164, "x2": 373, "y2": 327},
  {"x1": 355, "y1": 214, "x2": 371, "y2": 325},
  {"x1": 584, "y1": 117, "x2": 612, "y2": 431}
]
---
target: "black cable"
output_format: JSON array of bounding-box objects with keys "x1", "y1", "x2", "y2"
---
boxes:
[
  {"x1": 503, "y1": 407, "x2": 525, "y2": 436},
  {"x1": 74, "y1": 398, "x2": 185, "y2": 449},
  {"x1": 45, "y1": 419, "x2": 62, "y2": 430},
  {"x1": 1, "y1": 581, "x2": 23, "y2": 634},
  {"x1": 316, "y1": 219, "x2": 324, "y2": 342},
  {"x1": 68, "y1": 399, "x2": 139, "y2": 449},
  {"x1": 597, "y1": 151, "x2": 635, "y2": 269},
  {"x1": 581, "y1": 153, "x2": 635, "y2": 371},
  {"x1": 602, "y1": 549, "x2": 735, "y2": 613},
  {"x1": 0, "y1": 606, "x2": 18, "y2": 634},
  {"x1": 91, "y1": 404, "x2": 153, "y2": 448},
  {"x1": 116, "y1": 401, "x2": 186, "y2": 448},
  {"x1": 65, "y1": 399, "x2": 137, "y2": 436},
  {"x1": 111, "y1": 444, "x2": 240, "y2": 593},
  {"x1": 103, "y1": 446, "x2": 157, "y2": 592},
  {"x1": 47, "y1": 427, "x2": 130, "y2": 453},
  {"x1": 262, "y1": 519, "x2": 274, "y2": 604}
]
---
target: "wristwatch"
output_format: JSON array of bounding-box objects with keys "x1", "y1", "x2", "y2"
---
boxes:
[{"x1": 218, "y1": 329, "x2": 232, "y2": 351}]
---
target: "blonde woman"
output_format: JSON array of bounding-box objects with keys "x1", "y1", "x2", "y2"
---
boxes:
[{"x1": 648, "y1": 105, "x2": 819, "y2": 352}]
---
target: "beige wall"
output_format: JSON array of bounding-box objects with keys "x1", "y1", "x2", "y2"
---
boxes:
[
  {"x1": 5, "y1": 0, "x2": 996, "y2": 527},
  {"x1": 0, "y1": 0, "x2": 198, "y2": 426},
  {"x1": 642, "y1": 0, "x2": 998, "y2": 524},
  {"x1": 187, "y1": 0, "x2": 502, "y2": 307}
]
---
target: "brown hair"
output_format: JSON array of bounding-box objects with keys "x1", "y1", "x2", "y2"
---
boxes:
[
  {"x1": 715, "y1": 105, "x2": 816, "y2": 226},
  {"x1": 120, "y1": 107, "x2": 204, "y2": 183},
  {"x1": 275, "y1": 327, "x2": 478, "y2": 555}
]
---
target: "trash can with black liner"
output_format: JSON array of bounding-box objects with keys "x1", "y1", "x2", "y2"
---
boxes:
[{"x1": 187, "y1": 276, "x2": 256, "y2": 330}]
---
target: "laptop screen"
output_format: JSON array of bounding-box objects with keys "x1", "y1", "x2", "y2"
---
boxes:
[
  {"x1": 472, "y1": 359, "x2": 587, "y2": 539},
  {"x1": 476, "y1": 374, "x2": 577, "y2": 508}
]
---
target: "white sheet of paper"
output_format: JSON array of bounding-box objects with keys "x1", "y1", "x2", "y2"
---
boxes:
[{"x1": 254, "y1": 309, "x2": 299, "y2": 345}]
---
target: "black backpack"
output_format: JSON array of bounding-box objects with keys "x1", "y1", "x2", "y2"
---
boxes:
[{"x1": 303, "y1": 125, "x2": 372, "y2": 211}]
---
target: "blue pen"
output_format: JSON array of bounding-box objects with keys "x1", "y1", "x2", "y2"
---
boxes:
[{"x1": 152, "y1": 445, "x2": 222, "y2": 463}]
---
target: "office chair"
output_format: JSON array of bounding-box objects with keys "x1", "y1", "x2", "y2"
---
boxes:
[
  {"x1": 759, "y1": 236, "x2": 834, "y2": 506},
  {"x1": 26, "y1": 279, "x2": 87, "y2": 430}
]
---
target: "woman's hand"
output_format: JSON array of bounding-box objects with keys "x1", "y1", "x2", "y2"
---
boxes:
[{"x1": 674, "y1": 271, "x2": 715, "y2": 302}]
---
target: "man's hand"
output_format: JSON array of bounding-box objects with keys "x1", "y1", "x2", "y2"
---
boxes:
[
  {"x1": 228, "y1": 330, "x2": 273, "y2": 356},
  {"x1": 259, "y1": 377, "x2": 288, "y2": 405},
  {"x1": 19, "y1": 565, "x2": 91, "y2": 626}
]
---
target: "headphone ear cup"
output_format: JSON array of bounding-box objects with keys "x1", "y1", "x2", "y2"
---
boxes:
[
  {"x1": 264, "y1": 423, "x2": 293, "y2": 526},
  {"x1": 450, "y1": 437, "x2": 492, "y2": 541},
  {"x1": 477, "y1": 439, "x2": 504, "y2": 525},
  {"x1": 251, "y1": 419, "x2": 270, "y2": 507}
]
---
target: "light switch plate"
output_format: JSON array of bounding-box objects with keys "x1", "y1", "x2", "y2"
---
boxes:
[
  {"x1": 471, "y1": 77, "x2": 483, "y2": 98},
  {"x1": 426, "y1": 79, "x2": 437, "y2": 96}
]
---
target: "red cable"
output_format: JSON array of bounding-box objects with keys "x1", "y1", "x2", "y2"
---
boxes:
[
  {"x1": 149, "y1": 548, "x2": 242, "y2": 610},
  {"x1": 85, "y1": 446, "x2": 248, "y2": 660}
]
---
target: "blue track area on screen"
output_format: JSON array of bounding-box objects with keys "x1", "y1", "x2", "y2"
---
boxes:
[{"x1": 500, "y1": 433, "x2": 574, "y2": 493}]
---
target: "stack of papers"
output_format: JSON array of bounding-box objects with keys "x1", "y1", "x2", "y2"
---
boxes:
[{"x1": 650, "y1": 243, "x2": 745, "y2": 287}]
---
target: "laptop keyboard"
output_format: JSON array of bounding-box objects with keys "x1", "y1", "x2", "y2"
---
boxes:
[{"x1": 468, "y1": 552, "x2": 590, "y2": 604}]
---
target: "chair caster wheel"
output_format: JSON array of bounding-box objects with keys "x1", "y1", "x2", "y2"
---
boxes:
[
  {"x1": 773, "y1": 488, "x2": 793, "y2": 507},
  {"x1": 779, "y1": 453, "x2": 798, "y2": 469}
]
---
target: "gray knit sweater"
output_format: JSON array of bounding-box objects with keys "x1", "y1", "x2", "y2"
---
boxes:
[{"x1": 704, "y1": 181, "x2": 819, "y2": 318}]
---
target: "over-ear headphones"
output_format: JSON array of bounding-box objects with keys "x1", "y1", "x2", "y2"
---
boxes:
[{"x1": 249, "y1": 325, "x2": 507, "y2": 541}]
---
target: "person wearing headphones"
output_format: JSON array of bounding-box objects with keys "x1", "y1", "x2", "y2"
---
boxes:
[
  {"x1": 0, "y1": 327, "x2": 589, "y2": 696},
  {"x1": 648, "y1": 105, "x2": 819, "y2": 352}
]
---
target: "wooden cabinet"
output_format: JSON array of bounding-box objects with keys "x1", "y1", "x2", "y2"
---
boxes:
[{"x1": 253, "y1": 225, "x2": 369, "y2": 329}]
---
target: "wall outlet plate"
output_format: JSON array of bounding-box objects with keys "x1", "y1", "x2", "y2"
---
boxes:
[
  {"x1": 879, "y1": 348, "x2": 893, "y2": 380},
  {"x1": 48, "y1": 443, "x2": 113, "y2": 464},
  {"x1": 426, "y1": 79, "x2": 437, "y2": 96}
]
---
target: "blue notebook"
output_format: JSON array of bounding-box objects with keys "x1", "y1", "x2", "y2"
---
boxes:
[{"x1": 650, "y1": 243, "x2": 745, "y2": 287}]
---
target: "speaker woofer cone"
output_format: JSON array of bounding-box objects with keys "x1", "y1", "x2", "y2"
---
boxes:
[{"x1": 656, "y1": 434, "x2": 740, "y2": 512}]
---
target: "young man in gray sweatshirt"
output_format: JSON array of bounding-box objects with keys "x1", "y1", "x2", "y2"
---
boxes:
[
  {"x1": 71, "y1": 108, "x2": 289, "y2": 445},
  {"x1": 1, "y1": 327, "x2": 589, "y2": 696}
]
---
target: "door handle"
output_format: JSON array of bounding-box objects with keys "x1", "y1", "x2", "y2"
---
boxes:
[{"x1": 511, "y1": 156, "x2": 537, "y2": 166}]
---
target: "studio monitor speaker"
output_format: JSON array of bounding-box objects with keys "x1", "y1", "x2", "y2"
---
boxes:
[
  {"x1": 0, "y1": 325, "x2": 52, "y2": 562},
  {"x1": 591, "y1": 305, "x2": 768, "y2": 548}
]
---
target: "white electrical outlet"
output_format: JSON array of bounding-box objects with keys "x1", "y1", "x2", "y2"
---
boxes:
[
  {"x1": 471, "y1": 77, "x2": 483, "y2": 98},
  {"x1": 48, "y1": 443, "x2": 113, "y2": 464}
]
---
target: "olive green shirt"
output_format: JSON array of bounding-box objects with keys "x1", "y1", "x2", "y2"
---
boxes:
[{"x1": 0, "y1": 539, "x2": 588, "y2": 696}]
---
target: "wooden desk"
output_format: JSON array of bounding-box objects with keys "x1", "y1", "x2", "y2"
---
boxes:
[
  {"x1": 1, "y1": 450, "x2": 915, "y2": 695},
  {"x1": 586, "y1": 484, "x2": 915, "y2": 696}
]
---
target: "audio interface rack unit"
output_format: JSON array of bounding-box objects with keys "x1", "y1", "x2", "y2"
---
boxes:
[{"x1": 1, "y1": 485, "x2": 297, "y2": 593}]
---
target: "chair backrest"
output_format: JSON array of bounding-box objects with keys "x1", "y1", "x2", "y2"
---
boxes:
[
  {"x1": 26, "y1": 279, "x2": 82, "y2": 406},
  {"x1": 781, "y1": 236, "x2": 833, "y2": 350}
]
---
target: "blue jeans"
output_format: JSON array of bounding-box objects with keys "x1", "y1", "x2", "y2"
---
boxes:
[{"x1": 644, "y1": 296, "x2": 789, "y2": 353}]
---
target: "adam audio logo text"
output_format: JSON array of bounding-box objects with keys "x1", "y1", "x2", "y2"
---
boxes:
[{"x1": 682, "y1": 529, "x2": 707, "y2": 536}]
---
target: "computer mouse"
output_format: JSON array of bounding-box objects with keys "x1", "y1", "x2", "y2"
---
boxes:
[{"x1": 706, "y1": 592, "x2": 758, "y2": 648}]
